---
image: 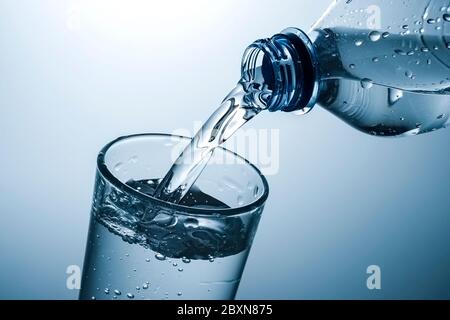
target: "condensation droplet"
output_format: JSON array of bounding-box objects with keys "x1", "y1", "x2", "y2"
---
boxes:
[
  {"x1": 368, "y1": 31, "x2": 381, "y2": 42},
  {"x1": 113, "y1": 162, "x2": 123, "y2": 172},
  {"x1": 355, "y1": 39, "x2": 364, "y2": 46},
  {"x1": 114, "y1": 289, "x2": 121, "y2": 296},
  {"x1": 360, "y1": 78, "x2": 373, "y2": 89}
]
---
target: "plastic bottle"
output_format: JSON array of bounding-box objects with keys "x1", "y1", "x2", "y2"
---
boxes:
[{"x1": 242, "y1": 0, "x2": 450, "y2": 136}]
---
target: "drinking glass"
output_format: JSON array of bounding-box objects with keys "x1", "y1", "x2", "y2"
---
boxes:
[{"x1": 79, "y1": 134, "x2": 269, "y2": 300}]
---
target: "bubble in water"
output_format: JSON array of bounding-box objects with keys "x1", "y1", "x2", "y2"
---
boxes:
[
  {"x1": 127, "y1": 293, "x2": 134, "y2": 299},
  {"x1": 114, "y1": 289, "x2": 121, "y2": 296},
  {"x1": 368, "y1": 31, "x2": 381, "y2": 42},
  {"x1": 354, "y1": 39, "x2": 364, "y2": 46},
  {"x1": 182, "y1": 257, "x2": 191, "y2": 264},
  {"x1": 360, "y1": 78, "x2": 373, "y2": 89},
  {"x1": 155, "y1": 253, "x2": 166, "y2": 261},
  {"x1": 153, "y1": 213, "x2": 178, "y2": 228},
  {"x1": 444, "y1": 13, "x2": 450, "y2": 22},
  {"x1": 183, "y1": 218, "x2": 199, "y2": 229},
  {"x1": 104, "y1": 288, "x2": 110, "y2": 294}
]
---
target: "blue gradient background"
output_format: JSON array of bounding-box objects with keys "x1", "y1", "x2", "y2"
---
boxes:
[{"x1": 1, "y1": 0, "x2": 450, "y2": 299}]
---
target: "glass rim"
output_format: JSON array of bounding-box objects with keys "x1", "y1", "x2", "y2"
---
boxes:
[{"x1": 97, "y1": 133, "x2": 269, "y2": 217}]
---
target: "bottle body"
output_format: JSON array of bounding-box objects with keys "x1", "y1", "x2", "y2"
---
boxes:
[
  {"x1": 243, "y1": 0, "x2": 450, "y2": 136},
  {"x1": 309, "y1": 0, "x2": 450, "y2": 136}
]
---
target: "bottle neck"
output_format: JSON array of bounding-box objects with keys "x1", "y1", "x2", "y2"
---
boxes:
[{"x1": 241, "y1": 28, "x2": 319, "y2": 113}]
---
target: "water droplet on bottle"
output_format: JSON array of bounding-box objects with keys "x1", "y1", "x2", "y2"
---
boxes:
[
  {"x1": 136, "y1": 286, "x2": 140, "y2": 291},
  {"x1": 382, "y1": 32, "x2": 390, "y2": 38},
  {"x1": 178, "y1": 268, "x2": 184, "y2": 272},
  {"x1": 421, "y1": 47, "x2": 429, "y2": 52},
  {"x1": 405, "y1": 70, "x2": 414, "y2": 79},
  {"x1": 113, "y1": 162, "x2": 123, "y2": 172},
  {"x1": 446, "y1": 42, "x2": 450, "y2": 49},
  {"x1": 173, "y1": 262, "x2": 178, "y2": 267},
  {"x1": 182, "y1": 257, "x2": 191, "y2": 264},
  {"x1": 388, "y1": 88, "x2": 403, "y2": 106},
  {"x1": 349, "y1": 64, "x2": 356, "y2": 69},
  {"x1": 360, "y1": 78, "x2": 373, "y2": 89},
  {"x1": 142, "y1": 283, "x2": 149, "y2": 289},
  {"x1": 437, "y1": 114, "x2": 445, "y2": 119},
  {"x1": 183, "y1": 218, "x2": 198, "y2": 229},
  {"x1": 368, "y1": 31, "x2": 381, "y2": 42},
  {"x1": 114, "y1": 289, "x2": 121, "y2": 296},
  {"x1": 394, "y1": 49, "x2": 406, "y2": 56},
  {"x1": 355, "y1": 39, "x2": 364, "y2": 46},
  {"x1": 401, "y1": 24, "x2": 409, "y2": 30},
  {"x1": 155, "y1": 253, "x2": 166, "y2": 261},
  {"x1": 400, "y1": 117, "x2": 405, "y2": 121},
  {"x1": 444, "y1": 13, "x2": 450, "y2": 22},
  {"x1": 372, "y1": 57, "x2": 379, "y2": 63},
  {"x1": 427, "y1": 18, "x2": 436, "y2": 24},
  {"x1": 127, "y1": 293, "x2": 134, "y2": 299},
  {"x1": 145, "y1": 258, "x2": 150, "y2": 262},
  {"x1": 91, "y1": 296, "x2": 96, "y2": 300},
  {"x1": 104, "y1": 288, "x2": 110, "y2": 294},
  {"x1": 177, "y1": 292, "x2": 182, "y2": 296}
]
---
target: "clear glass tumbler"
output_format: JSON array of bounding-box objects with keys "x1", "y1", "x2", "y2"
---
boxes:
[{"x1": 79, "y1": 134, "x2": 269, "y2": 300}]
